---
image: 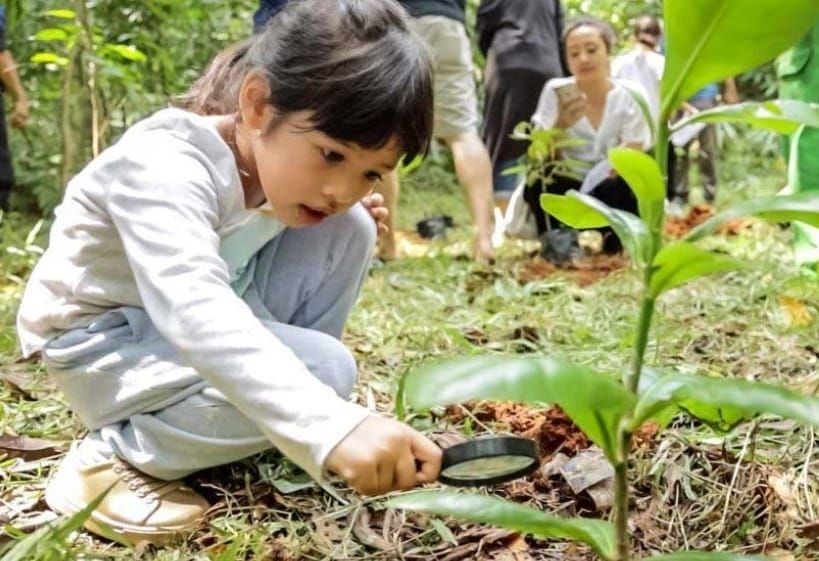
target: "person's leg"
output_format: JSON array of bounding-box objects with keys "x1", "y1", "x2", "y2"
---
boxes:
[
  {"x1": 697, "y1": 124, "x2": 719, "y2": 203},
  {"x1": 590, "y1": 175, "x2": 638, "y2": 254},
  {"x1": 0, "y1": 98, "x2": 15, "y2": 212},
  {"x1": 412, "y1": 16, "x2": 494, "y2": 261},
  {"x1": 443, "y1": 131, "x2": 495, "y2": 259},
  {"x1": 672, "y1": 143, "x2": 692, "y2": 204}
]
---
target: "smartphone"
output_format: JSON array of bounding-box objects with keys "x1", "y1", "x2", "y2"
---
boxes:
[{"x1": 555, "y1": 83, "x2": 583, "y2": 106}]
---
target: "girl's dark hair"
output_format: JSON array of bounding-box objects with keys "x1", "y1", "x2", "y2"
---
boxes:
[
  {"x1": 562, "y1": 17, "x2": 616, "y2": 54},
  {"x1": 179, "y1": 0, "x2": 433, "y2": 161},
  {"x1": 633, "y1": 15, "x2": 662, "y2": 49}
]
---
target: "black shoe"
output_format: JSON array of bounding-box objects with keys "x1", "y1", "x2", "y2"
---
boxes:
[{"x1": 540, "y1": 228, "x2": 582, "y2": 265}]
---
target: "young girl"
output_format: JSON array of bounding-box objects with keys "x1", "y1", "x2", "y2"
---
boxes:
[
  {"x1": 523, "y1": 18, "x2": 652, "y2": 256},
  {"x1": 17, "y1": 0, "x2": 441, "y2": 545}
]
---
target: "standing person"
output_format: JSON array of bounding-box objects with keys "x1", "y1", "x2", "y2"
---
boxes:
[
  {"x1": 523, "y1": 18, "x2": 652, "y2": 258},
  {"x1": 381, "y1": 0, "x2": 494, "y2": 261},
  {"x1": 670, "y1": 78, "x2": 739, "y2": 209},
  {"x1": 476, "y1": 0, "x2": 566, "y2": 211},
  {"x1": 611, "y1": 15, "x2": 664, "y2": 121},
  {"x1": 0, "y1": 5, "x2": 29, "y2": 212},
  {"x1": 20, "y1": 0, "x2": 441, "y2": 545},
  {"x1": 777, "y1": 23, "x2": 819, "y2": 273}
]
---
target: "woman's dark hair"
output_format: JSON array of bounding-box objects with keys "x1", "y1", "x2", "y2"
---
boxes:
[
  {"x1": 179, "y1": 0, "x2": 433, "y2": 161},
  {"x1": 633, "y1": 15, "x2": 662, "y2": 49},
  {"x1": 562, "y1": 17, "x2": 617, "y2": 54}
]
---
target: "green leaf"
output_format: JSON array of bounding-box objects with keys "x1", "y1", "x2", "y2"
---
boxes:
[
  {"x1": 543, "y1": 191, "x2": 651, "y2": 265},
  {"x1": 33, "y1": 28, "x2": 69, "y2": 42},
  {"x1": 30, "y1": 52, "x2": 69, "y2": 66},
  {"x1": 540, "y1": 193, "x2": 610, "y2": 229},
  {"x1": 660, "y1": 0, "x2": 819, "y2": 119},
  {"x1": 633, "y1": 368, "x2": 819, "y2": 433},
  {"x1": 649, "y1": 242, "x2": 744, "y2": 298},
  {"x1": 645, "y1": 553, "x2": 770, "y2": 561},
  {"x1": 608, "y1": 148, "x2": 665, "y2": 235},
  {"x1": 672, "y1": 100, "x2": 819, "y2": 135},
  {"x1": 388, "y1": 491, "x2": 617, "y2": 561},
  {"x1": 400, "y1": 356, "x2": 634, "y2": 461},
  {"x1": 103, "y1": 44, "x2": 148, "y2": 63},
  {"x1": 685, "y1": 193, "x2": 819, "y2": 241},
  {"x1": 43, "y1": 9, "x2": 76, "y2": 19}
]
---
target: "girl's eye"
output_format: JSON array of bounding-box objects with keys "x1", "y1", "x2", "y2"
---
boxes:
[
  {"x1": 322, "y1": 148, "x2": 345, "y2": 163},
  {"x1": 366, "y1": 172, "x2": 383, "y2": 183}
]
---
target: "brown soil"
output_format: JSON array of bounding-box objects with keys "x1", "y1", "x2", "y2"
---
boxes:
[
  {"x1": 665, "y1": 204, "x2": 753, "y2": 238},
  {"x1": 445, "y1": 402, "x2": 591, "y2": 459},
  {"x1": 517, "y1": 254, "x2": 630, "y2": 287}
]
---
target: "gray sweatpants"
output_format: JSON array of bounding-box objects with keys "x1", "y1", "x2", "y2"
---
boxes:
[{"x1": 41, "y1": 205, "x2": 375, "y2": 480}]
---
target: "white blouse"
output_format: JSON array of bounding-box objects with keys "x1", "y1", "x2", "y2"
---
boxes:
[{"x1": 532, "y1": 76, "x2": 652, "y2": 167}]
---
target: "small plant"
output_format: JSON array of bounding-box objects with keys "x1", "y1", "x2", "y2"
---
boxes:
[
  {"x1": 390, "y1": 2, "x2": 819, "y2": 560},
  {"x1": 504, "y1": 122, "x2": 590, "y2": 188}
]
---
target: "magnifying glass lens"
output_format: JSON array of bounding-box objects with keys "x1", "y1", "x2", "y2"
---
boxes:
[{"x1": 441, "y1": 454, "x2": 537, "y2": 480}]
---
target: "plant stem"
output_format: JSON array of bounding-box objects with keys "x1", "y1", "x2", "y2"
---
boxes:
[
  {"x1": 614, "y1": 448, "x2": 631, "y2": 561},
  {"x1": 626, "y1": 295, "x2": 656, "y2": 394}
]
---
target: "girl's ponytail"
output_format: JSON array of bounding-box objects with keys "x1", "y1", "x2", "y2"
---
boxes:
[{"x1": 177, "y1": 39, "x2": 253, "y2": 116}]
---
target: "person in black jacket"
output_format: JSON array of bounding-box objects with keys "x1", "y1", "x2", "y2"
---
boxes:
[
  {"x1": 0, "y1": 6, "x2": 28, "y2": 212},
  {"x1": 477, "y1": 0, "x2": 566, "y2": 211}
]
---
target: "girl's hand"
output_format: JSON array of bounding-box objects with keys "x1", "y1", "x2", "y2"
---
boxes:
[
  {"x1": 325, "y1": 416, "x2": 442, "y2": 496},
  {"x1": 362, "y1": 192, "x2": 389, "y2": 238}
]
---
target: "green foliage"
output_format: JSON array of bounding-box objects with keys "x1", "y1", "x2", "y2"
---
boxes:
[
  {"x1": 634, "y1": 368, "x2": 819, "y2": 433},
  {"x1": 672, "y1": 100, "x2": 819, "y2": 135},
  {"x1": 645, "y1": 553, "x2": 769, "y2": 561},
  {"x1": 387, "y1": 492, "x2": 618, "y2": 561},
  {"x1": 508, "y1": 123, "x2": 590, "y2": 187},
  {"x1": 608, "y1": 148, "x2": 665, "y2": 236},
  {"x1": 648, "y1": 242, "x2": 744, "y2": 298},
  {"x1": 660, "y1": 0, "x2": 819, "y2": 120},
  {"x1": 400, "y1": 356, "x2": 633, "y2": 461}
]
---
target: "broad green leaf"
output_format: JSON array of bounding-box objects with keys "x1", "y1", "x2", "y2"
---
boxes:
[
  {"x1": 649, "y1": 242, "x2": 744, "y2": 298},
  {"x1": 388, "y1": 492, "x2": 617, "y2": 561},
  {"x1": 540, "y1": 193, "x2": 610, "y2": 229},
  {"x1": 30, "y1": 52, "x2": 69, "y2": 66},
  {"x1": 646, "y1": 553, "x2": 769, "y2": 561},
  {"x1": 43, "y1": 9, "x2": 76, "y2": 19},
  {"x1": 608, "y1": 148, "x2": 665, "y2": 235},
  {"x1": 400, "y1": 356, "x2": 634, "y2": 461},
  {"x1": 685, "y1": 193, "x2": 819, "y2": 241},
  {"x1": 543, "y1": 191, "x2": 651, "y2": 265},
  {"x1": 660, "y1": 0, "x2": 819, "y2": 119},
  {"x1": 632, "y1": 368, "x2": 819, "y2": 433},
  {"x1": 103, "y1": 44, "x2": 147, "y2": 63},
  {"x1": 672, "y1": 100, "x2": 819, "y2": 135},
  {"x1": 33, "y1": 28, "x2": 69, "y2": 42}
]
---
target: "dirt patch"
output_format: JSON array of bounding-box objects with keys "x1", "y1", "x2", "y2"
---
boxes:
[
  {"x1": 445, "y1": 402, "x2": 591, "y2": 459},
  {"x1": 517, "y1": 254, "x2": 630, "y2": 287},
  {"x1": 665, "y1": 204, "x2": 753, "y2": 238}
]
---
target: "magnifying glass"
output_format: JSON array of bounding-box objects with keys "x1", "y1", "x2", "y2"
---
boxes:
[{"x1": 438, "y1": 435, "x2": 539, "y2": 487}]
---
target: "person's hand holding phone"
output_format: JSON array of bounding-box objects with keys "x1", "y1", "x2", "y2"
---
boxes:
[{"x1": 554, "y1": 83, "x2": 587, "y2": 129}]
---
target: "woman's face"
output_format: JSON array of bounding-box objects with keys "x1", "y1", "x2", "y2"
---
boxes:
[{"x1": 565, "y1": 25, "x2": 610, "y2": 82}]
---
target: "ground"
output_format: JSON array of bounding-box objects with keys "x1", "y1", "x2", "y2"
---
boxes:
[{"x1": 1, "y1": 138, "x2": 818, "y2": 560}]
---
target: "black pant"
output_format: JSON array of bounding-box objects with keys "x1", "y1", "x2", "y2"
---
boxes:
[{"x1": 0, "y1": 97, "x2": 15, "y2": 212}]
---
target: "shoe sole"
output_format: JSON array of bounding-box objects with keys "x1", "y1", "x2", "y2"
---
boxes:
[{"x1": 44, "y1": 482, "x2": 193, "y2": 546}]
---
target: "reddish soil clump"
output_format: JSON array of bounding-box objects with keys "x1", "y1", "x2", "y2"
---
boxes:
[
  {"x1": 445, "y1": 402, "x2": 591, "y2": 459},
  {"x1": 665, "y1": 204, "x2": 714, "y2": 238},
  {"x1": 517, "y1": 254, "x2": 629, "y2": 287}
]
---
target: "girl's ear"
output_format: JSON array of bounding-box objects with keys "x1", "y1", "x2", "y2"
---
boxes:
[{"x1": 238, "y1": 71, "x2": 274, "y2": 133}]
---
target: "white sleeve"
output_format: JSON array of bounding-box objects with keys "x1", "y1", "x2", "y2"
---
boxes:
[
  {"x1": 532, "y1": 80, "x2": 560, "y2": 129},
  {"x1": 619, "y1": 85, "x2": 653, "y2": 150},
  {"x1": 103, "y1": 136, "x2": 371, "y2": 482}
]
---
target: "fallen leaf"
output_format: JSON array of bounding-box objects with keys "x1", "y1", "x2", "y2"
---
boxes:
[{"x1": 0, "y1": 435, "x2": 65, "y2": 460}]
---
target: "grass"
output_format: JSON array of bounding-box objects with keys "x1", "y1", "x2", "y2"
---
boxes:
[{"x1": 1, "y1": 137, "x2": 818, "y2": 559}]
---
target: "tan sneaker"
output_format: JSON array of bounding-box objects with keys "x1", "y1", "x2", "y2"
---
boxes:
[{"x1": 44, "y1": 445, "x2": 209, "y2": 545}]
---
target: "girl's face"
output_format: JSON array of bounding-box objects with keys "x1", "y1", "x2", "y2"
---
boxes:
[
  {"x1": 237, "y1": 74, "x2": 401, "y2": 227},
  {"x1": 565, "y1": 26, "x2": 610, "y2": 82},
  {"x1": 255, "y1": 113, "x2": 399, "y2": 227}
]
